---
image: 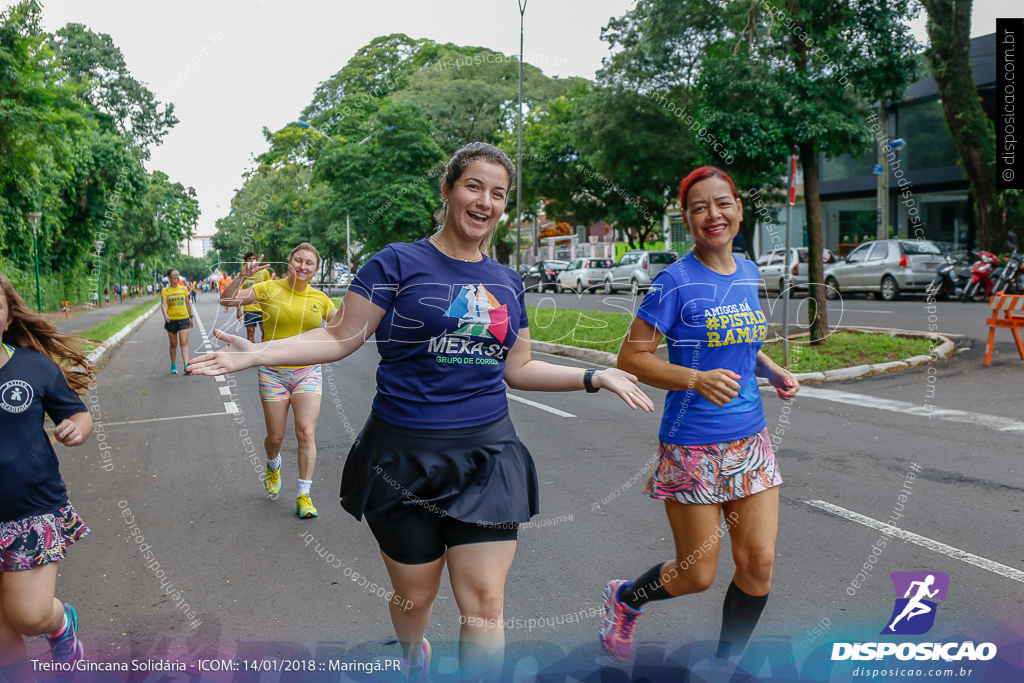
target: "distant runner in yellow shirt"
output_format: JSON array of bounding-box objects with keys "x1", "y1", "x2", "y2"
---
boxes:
[
  {"x1": 238, "y1": 251, "x2": 270, "y2": 343},
  {"x1": 219, "y1": 243, "x2": 339, "y2": 518},
  {"x1": 160, "y1": 268, "x2": 194, "y2": 375}
]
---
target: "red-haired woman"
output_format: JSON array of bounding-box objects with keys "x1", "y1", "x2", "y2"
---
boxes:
[
  {"x1": 599, "y1": 167, "x2": 799, "y2": 676},
  {"x1": 0, "y1": 273, "x2": 95, "y2": 680}
]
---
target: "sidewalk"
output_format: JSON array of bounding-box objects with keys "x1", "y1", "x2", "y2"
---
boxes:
[{"x1": 49, "y1": 296, "x2": 160, "y2": 334}]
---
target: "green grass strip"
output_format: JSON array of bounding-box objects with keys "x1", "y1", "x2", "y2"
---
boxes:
[
  {"x1": 761, "y1": 331, "x2": 936, "y2": 374},
  {"x1": 78, "y1": 298, "x2": 161, "y2": 347}
]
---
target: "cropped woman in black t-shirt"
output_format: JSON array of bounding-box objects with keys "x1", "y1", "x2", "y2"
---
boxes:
[{"x1": 0, "y1": 273, "x2": 94, "y2": 681}]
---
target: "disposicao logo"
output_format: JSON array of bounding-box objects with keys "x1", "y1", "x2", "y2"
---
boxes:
[
  {"x1": 882, "y1": 571, "x2": 948, "y2": 635},
  {"x1": 831, "y1": 571, "x2": 997, "y2": 662}
]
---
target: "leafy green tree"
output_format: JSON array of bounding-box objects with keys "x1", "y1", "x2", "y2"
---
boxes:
[
  {"x1": 173, "y1": 254, "x2": 214, "y2": 283},
  {"x1": 919, "y1": 0, "x2": 1011, "y2": 250},
  {"x1": 604, "y1": 0, "x2": 922, "y2": 343},
  {"x1": 48, "y1": 23, "x2": 177, "y2": 156},
  {"x1": 315, "y1": 103, "x2": 445, "y2": 255}
]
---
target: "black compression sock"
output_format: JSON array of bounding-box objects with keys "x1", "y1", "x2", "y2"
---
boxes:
[
  {"x1": 717, "y1": 580, "x2": 769, "y2": 658},
  {"x1": 620, "y1": 563, "x2": 674, "y2": 611}
]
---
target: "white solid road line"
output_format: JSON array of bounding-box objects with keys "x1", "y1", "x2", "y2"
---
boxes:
[
  {"x1": 105, "y1": 412, "x2": 236, "y2": 427},
  {"x1": 840, "y1": 309, "x2": 894, "y2": 314},
  {"x1": 192, "y1": 312, "x2": 240, "y2": 415},
  {"x1": 507, "y1": 393, "x2": 576, "y2": 418},
  {"x1": 805, "y1": 500, "x2": 1024, "y2": 584},
  {"x1": 796, "y1": 386, "x2": 1024, "y2": 432}
]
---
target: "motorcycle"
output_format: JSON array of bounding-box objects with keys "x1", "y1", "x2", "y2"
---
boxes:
[
  {"x1": 961, "y1": 250, "x2": 1001, "y2": 302},
  {"x1": 993, "y1": 233, "x2": 1023, "y2": 295},
  {"x1": 927, "y1": 254, "x2": 970, "y2": 301}
]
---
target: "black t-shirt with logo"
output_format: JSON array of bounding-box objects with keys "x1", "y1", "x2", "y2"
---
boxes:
[{"x1": 0, "y1": 346, "x2": 87, "y2": 521}]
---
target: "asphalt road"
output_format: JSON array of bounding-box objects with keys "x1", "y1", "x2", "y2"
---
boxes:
[{"x1": 31, "y1": 293, "x2": 1024, "y2": 682}]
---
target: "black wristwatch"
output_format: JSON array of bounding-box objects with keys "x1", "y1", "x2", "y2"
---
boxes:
[{"x1": 583, "y1": 368, "x2": 600, "y2": 393}]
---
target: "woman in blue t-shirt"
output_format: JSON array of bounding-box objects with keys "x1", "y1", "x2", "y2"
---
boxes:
[
  {"x1": 598, "y1": 167, "x2": 800, "y2": 675},
  {"x1": 0, "y1": 273, "x2": 94, "y2": 678},
  {"x1": 190, "y1": 142, "x2": 655, "y2": 681}
]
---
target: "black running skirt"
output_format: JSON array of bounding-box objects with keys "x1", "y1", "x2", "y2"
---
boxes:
[{"x1": 340, "y1": 412, "x2": 540, "y2": 525}]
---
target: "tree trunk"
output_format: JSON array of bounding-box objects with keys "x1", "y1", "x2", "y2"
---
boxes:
[
  {"x1": 921, "y1": 0, "x2": 998, "y2": 250},
  {"x1": 799, "y1": 141, "x2": 830, "y2": 344}
]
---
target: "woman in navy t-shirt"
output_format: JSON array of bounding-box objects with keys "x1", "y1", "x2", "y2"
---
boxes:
[
  {"x1": 0, "y1": 273, "x2": 94, "y2": 676},
  {"x1": 190, "y1": 142, "x2": 654, "y2": 680},
  {"x1": 597, "y1": 167, "x2": 800, "y2": 675}
]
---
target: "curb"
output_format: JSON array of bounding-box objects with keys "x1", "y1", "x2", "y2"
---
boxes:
[
  {"x1": 85, "y1": 301, "x2": 162, "y2": 366},
  {"x1": 530, "y1": 327, "x2": 960, "y2": 385}
]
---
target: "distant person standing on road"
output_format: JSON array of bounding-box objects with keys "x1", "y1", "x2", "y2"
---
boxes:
[
  {"x1": 238, "y1": 251, "x2": 269, "y2": 344},
  {"x1": 598, "y1": 166, "x2": 799, "y2": 676},
  {"x1": 0, "y1": 273, "x2": 94, "y2": 679},
  {"x1": 189, "y1": 143, "x2": 655, "y2": 681},
  {"x1": 218, "y1": 245, "x2": 338, "y2": 519},
  {"x1": 160, "y1": 269, "x2": 194, "y2": 375}
]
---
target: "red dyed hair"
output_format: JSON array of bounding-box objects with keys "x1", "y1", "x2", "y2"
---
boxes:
[{"x1": 678, "y1": 166, "x2": 740, "y2": 210}]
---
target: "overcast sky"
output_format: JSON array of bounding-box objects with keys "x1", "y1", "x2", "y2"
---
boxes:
[{"x1": 33, "y1": 0, "x2": 1003, "y2": 237}]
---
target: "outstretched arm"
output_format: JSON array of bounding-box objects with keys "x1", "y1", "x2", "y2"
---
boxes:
[
  {"x1": 503, "y1": 328, "x2": 655, "y2": 412},
  {"x1": 189, "y1": 291, "x2": 385, "y2": 375}
]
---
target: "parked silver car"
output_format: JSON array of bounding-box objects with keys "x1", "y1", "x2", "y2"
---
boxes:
[
  {"x1": 824, "y1": 239, "x2": 946, "y2": 301},
  {"x1": 757, "y1": 248, "x2": 838, "y2": 293},
  {"x1": 603, "y1": 250, "x2": 677, "y2": 294},
  {"x1": 556, "y1": 257, "x2": 615, "y2": 293}
]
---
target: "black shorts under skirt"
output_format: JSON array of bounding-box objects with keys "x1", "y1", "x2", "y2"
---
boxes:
[{"x1": 340, "y1": 412, "x2": 540, "y2": 527}]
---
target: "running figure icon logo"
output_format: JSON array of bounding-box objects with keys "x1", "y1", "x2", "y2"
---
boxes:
[
  {"x1": 0, "y1": 380, "x2": 33, "y2": 414},
  {"x1": 881, "y1": 571, "x2": 949, "y2": 635},
  {"x1": 445, "y1": 284, "x2": 509, "y2": 342}
]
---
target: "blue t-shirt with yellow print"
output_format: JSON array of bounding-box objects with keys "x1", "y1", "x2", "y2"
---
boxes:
[{"x1": 636, "y1": 252, "x2": 768, "y2": 446}]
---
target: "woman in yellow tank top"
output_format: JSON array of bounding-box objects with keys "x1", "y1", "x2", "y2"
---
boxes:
[
  {"x1": 219, "y1": 243, "x2": 339, "y2": 518},
  {"x1": 160, "y1": 269, "x2": 194, "y2": 375}
]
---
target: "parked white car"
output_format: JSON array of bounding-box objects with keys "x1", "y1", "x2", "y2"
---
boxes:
[
  {"x1": 756, "y1": 248, "x2": 838, "y2": 293},
  {"x1": 556, "y1": 257, "x2": 615, "y2": 293}
]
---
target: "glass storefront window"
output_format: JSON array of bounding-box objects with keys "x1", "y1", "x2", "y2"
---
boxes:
[
  {"x1": 822, "y1": 148, "x2": 875, "y2": 182},
  {"x1": 897, "y1": 99, "x2": 960, "y2": 171}
]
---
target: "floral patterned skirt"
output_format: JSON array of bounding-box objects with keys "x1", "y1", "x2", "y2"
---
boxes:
[
  {"x1": 0, "y1": 503, "x2": 89, "y2": 572},
  {"x1": 643, "y1": 428, "x2": 782, "y2": 505}
]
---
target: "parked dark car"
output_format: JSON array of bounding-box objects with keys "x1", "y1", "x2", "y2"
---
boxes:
[{"x1": 522, "y1": 260, "x2": 568, "y2": 293}]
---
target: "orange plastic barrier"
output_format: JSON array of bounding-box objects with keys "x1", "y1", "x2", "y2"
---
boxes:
[{"x1": 984, "y1": 293, "x2": 1024, "y2": 366}]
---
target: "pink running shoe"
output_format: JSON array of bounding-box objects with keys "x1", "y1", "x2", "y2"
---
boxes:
[
  {"x1": 401, "y1": 637, "x2": 431, "y2": 683},
  {"x1": 599, "y1": 579, "x2": 643, "y2": 662}
]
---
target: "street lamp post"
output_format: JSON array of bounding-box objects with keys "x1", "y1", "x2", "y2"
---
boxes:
[
  {"x1": 24, "y1": 212, "x2": 42, "y2": 312},
  {"x1": 94, "y1": 240, "x2": 104, "y2": 307},
  {"x1": 117, "y1": 253, "x2": 124, "y2": 303},
  {"x1": 130, "y1": 259, "x2": 136, "y2": 298},
  {"x1": 875, "y1": 100, "x2": 907, "y2": 240},
  {"x1": 516, "y1": 0, "x2": 528, "y2": 271}
]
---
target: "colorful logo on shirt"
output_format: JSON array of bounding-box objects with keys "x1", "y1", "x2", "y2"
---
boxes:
[
  {"x1": 882, "y1": 571, "x2": 948, "y2": 635},
  {"x1": 0, "y1": 379, "x2": 33, "y2": 414},
  {"x1": 444, "y1": 285, "x2": 509, "y2": 343}
]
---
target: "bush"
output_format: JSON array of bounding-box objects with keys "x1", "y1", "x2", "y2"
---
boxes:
[{"x1": 0, "y1": 258, "x2": 103, "y2": 311}]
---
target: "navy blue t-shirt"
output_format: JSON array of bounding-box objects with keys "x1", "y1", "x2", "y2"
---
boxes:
[
  {"x1": 350, "y1": 239, "x2": 530, "y2": 429},
  {"x1": 637, "y1": 252, "x2": 768, "y2": 446},
  {"x1": 0, "y1": 345, "x2": 88, "y2": 521}
]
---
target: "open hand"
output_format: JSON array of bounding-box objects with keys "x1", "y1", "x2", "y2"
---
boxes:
[
  {"x1": 186, "y1": 328, "x2": 260, "y2": 376},
  {"x1": 595, "y1": 368, "x2": 656, "y2": 412},
  {"x1": 240, "y1": 254, "x2": 270, "y2": 278}
]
